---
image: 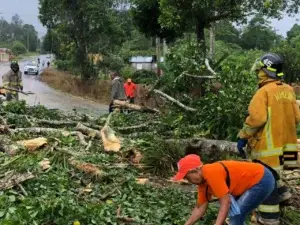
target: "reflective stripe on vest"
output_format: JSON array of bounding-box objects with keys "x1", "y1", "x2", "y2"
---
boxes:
[
  {"x1": 266, "y1": 107, "x2": 273, "y2": 150},
  {"x1": 258, "y1": 205, "x2": 280, "y2": 213},
  {"x1": 283, "y1": 144, "x2": 298, "y2": 152},
  {"x1": 252, "y1": 108, "x2": 285, "y2": 158},
  {"x1": 284, "y1": 160, "x2": 298, "y2": 165},
  {"x1": 251, "y1": 149, "x2": 283, "y2": 158}
]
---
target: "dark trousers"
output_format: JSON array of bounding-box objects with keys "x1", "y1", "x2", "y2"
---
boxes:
[
  {"x1": 109, "y1": 101, "x2": 125, "y2": 114},
  {"x1": 127, "y1": 96, "x2": 135, "y2": 104},
  {"x1": 109, "y1": 102, "x2": 114, "y2": 113}
]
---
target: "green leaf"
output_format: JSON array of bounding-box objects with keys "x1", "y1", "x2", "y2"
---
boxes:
[
  {"x1": 8, "y1": 195, "x2": 16, "y2": 202},
  {"x1": 0, "y1": 211, "x2": 5, "y2": 218}
]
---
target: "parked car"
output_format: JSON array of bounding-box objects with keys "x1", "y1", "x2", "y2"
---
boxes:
[{"x1": 24, "y1": 62, "x2": 39, "y2": 75}]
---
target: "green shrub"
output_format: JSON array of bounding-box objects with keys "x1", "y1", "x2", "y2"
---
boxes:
[
  {"x1": 120, "y1": 65, "x2": 134, "y2": 80},
  {"x1": 12, "y1": 41, "x2": 27, "y2": 55},
  {"x1": 98, "y1": 54, "x2": 125, "y2": 74},
  {"x1": 55, "y1": 60, "x2": 72, "y2": 71},
  {"x1": 131, "y1": 69, "x2": 157, "y2": 84}
]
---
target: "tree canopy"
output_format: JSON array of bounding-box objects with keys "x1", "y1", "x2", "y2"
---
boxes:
[
  {"x1": 240, "y1": 15, "x2": 281, "y2": 51},
  {"x1": 39, "y1": 0, "x2": 124, "y2": 79},
  {"x1": 0, "y1": 14, "x2": 39, "y2": 53},
  {"x1": 132, "y1": 0, "x2": 300, "y2": 50}
]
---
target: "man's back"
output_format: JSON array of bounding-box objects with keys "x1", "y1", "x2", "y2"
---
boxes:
[
  {"x1": 252, "y1": 81, "x2": 300, "y2": 151},
  {"x1": 112, "y1": 77, "x2": 126, "y2": 100},
  {"x1": 197, "y1": 161, "x2": 265, "y2": 204}
]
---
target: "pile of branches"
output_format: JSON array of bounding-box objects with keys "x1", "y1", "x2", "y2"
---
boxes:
[{"x1": 0, "y1": 100, "x2": 299, "y2": 224}]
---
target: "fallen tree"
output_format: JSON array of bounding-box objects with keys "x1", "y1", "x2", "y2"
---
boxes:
[
  {"x1": 113, "y1": 100, "x2": 160, "y2": 113},
  {"x1": 0, "y1": 100, "x2": 299, "y2": 225}
]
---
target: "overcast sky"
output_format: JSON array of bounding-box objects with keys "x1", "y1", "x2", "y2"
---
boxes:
[{"x1": 0, "y1": 0, "x2": 299, "y2": 37}]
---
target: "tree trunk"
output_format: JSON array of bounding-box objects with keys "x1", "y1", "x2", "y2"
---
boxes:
[
  {"x1": 196, "y1": 20, "x2": 206, "y2": 53},
  {"x1": 156, "y1": 37, "x2": 161, "y2": 76},
  {"x1": 209, "y1": 25, "x2": 215, "y2": 61}
]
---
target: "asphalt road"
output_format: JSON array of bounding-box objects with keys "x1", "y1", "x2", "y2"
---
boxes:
[{"x1": 0, "y1": 54, "x2": 108, "y2": 116}]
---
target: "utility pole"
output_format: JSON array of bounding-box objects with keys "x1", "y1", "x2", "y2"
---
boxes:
[
  {"x1": 27, "y1": 29, "x2": 30, "y2": 52},
  {"x1": 156, "y1": 37, "x2": 161, "y2": 76},
  {"x1": 51, "y1": 31, "x2": 53, "y2": 60},
  {"x1": 36, "y1": 32, "x2": 39, "y2": 52},
  {"x1": 0, "y1": 13, "x2": 2, "y2": 42}
]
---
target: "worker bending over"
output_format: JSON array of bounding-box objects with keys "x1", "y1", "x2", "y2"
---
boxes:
[{"x1": 174, "y1": 154, "x2": 276, "y2": 225}]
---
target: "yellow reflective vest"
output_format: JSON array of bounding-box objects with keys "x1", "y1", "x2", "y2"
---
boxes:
[
  {"x1": 239, "y1": 80, "x2": 300, "y2": 160},
  {"x1": 2, "y1": 70, "x2": 23, "y2": 94}
]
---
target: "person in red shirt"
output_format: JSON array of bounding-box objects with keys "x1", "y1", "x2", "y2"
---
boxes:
[
  {"x1": 124, "y1": 78, "x2": 137, "y2": 104},
  {"x1": 174, "y1": 154, "x2": 276, "y2": 225}
]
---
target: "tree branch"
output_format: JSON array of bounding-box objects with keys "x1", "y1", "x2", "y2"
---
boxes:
[
  {"x1": 174, "y1": 71, "x2": 216, "y2": 83},
  {"x1": 205, "y1": 58, "x2": 216, "y2": 75},
  {"x1": 153, "y1": 89, "x2": 196, "y2": 112}
]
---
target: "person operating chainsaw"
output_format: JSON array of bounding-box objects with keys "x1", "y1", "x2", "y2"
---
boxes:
[{"x1": 2, "y1": 60, "x2": 23, "y2": 101}]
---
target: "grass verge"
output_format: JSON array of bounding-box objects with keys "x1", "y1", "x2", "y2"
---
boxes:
[{"x1": 40, "y1": 69, "x2": 111, "y2": 104}]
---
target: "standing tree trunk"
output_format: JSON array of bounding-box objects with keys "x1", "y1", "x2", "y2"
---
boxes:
[
  {"x1": 196, "y1": 20, "x2": 206, "y2": 55},
  {"x1": 156, "y1": 37, "x2": 161, "y2": 76},
  {"x1": 209, "y1": 24, "x2": 215, "y2": 61}
]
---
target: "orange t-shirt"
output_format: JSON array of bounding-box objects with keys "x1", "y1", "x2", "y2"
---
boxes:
[
  {"x1": 124, "y1": 83, "x2": 137, "y2": 98},
  {"x1": 197, "y1": 161, "x2": 264, "y2": 205}
]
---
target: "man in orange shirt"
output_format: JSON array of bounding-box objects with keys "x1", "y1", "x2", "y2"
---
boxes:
[
  {"x1": 174, "y1": 154, "x2": 276, "y2": 225},
  {"x1": 124, "y1": 78, "x2": 137, "y2": 104}
]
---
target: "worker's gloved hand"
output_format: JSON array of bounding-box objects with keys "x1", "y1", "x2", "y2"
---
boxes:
[
  {"x1": 237, "y1": 138, "x2": 248, "y2": 159},
  {"x1": 19, "y1": 86, "x2": 23, "y2": 91}
]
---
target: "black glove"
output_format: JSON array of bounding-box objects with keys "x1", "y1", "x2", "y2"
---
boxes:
[{"x1": 19, "y1": 86, "x2": 23, "y2": 91}]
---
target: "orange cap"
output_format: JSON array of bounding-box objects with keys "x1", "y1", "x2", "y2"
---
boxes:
[{"x1": 174, "y1": 154, "x2": 202, "y2": 180}]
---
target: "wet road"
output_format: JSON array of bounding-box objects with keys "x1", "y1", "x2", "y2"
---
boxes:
[{"x1": 0, "y1": 55, "x2": 108, "y2": 116}]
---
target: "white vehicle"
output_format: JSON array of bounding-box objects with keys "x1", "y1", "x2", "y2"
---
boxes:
[{"x1": 24, "y1": 62, "x2": 39, "y2": 75}]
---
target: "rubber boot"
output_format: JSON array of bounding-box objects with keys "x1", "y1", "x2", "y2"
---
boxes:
[
  {"x1": 257, "y1": 217, "x2": 280, "y2": 225},
  {"x1": 278, "y1": 186, "x2": 292, "y2": 205}
]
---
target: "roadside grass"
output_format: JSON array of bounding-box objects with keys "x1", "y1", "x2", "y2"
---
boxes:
[
  {"x1": 40, "y1": 69, "x2": 111, "y2": 104},
  {"x1": 40, "y1": 69, "x2": 162, "y2": 108}
]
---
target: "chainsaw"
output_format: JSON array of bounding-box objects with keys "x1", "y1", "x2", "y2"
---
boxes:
[{"x1": 0, "y1": 87, "x2": 35, "y2": 96}]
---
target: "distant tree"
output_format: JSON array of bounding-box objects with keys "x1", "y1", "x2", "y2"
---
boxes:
[
  {"x1": 22, "y1": 24, "x2": 39, "y2": 52},
  {"x1": 39, "y1": 0, "x2": 124, "y2": 79},
  {"x1": 11, "y1": 14, "x2": 23, "y2": 27},
  {"x1": 42, "y1": 30, "x2": 60, "y2": 56},
  {"x1": 287, "y1": 24, "x2": 300, "y2": 42},
  {"x1": 131, "y1": 0, "x2": 181, "y2": 43},
  {"x1": 215, "y1": 21, "x2": 241, "y2": 46},
  {"x1": 0, "y1": 18, "x2": 11, "y2": 42},
  {"x1": 12, "y1": 41, "x2": 27, "y2": 55},
  {"x1": 240, "y1": 15, "x2": 281, "y2": 51},
  {"x1": 273, "y1": 36, "x2": 300, "y2": 84},
  {"x1": 132, "y1": 0, "x2": 300, "y2": 50}
]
